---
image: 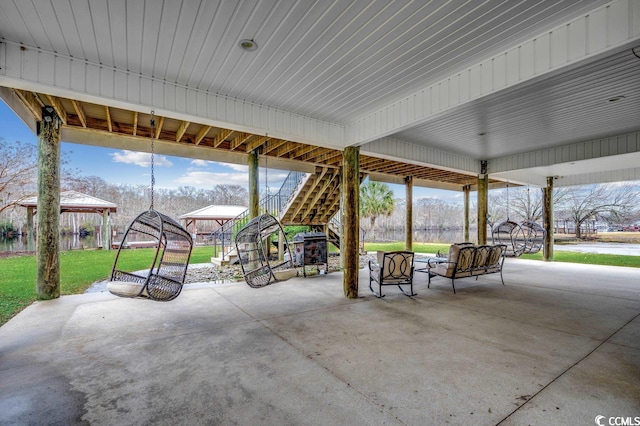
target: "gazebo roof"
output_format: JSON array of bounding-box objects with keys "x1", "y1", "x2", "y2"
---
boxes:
[
  {"x1": 19, "y1": 190, "x2": 117, "y2": 214},
  {"x1": 179, "y1": 205, "x2": 247, "y2": 221}
]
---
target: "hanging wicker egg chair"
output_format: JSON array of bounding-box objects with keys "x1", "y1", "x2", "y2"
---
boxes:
[
  {"x1": 491, "y1": 220, "x2": 527, "y2": 257},
  {"x1": 520, "y1": 220, "x2": 546, "y2": 254},
  {"x1": 235, "y1": 214, "x2": 297, "y2": 288}
]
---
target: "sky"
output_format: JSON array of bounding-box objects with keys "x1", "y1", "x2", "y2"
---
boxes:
[{"x1": 0, "y1": 100, "x2": 461, "y2": 202}]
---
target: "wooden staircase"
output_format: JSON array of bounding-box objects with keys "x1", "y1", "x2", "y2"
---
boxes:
[{"x1": 279, "y1": 167, "x2": 341, "y2": 226}]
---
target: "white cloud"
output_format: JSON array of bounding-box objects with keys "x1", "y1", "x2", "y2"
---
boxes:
[
  {"x1": 215, "y1": 162, "x2": 248, "y2": 172},
  {"x1": 111, "y1": 150, "x2": 173, "y2": 167},
  {"x1": 175, "y1": 171, "x2": 248, "y2": 188},
  {"x1": 190, "y1": 159, "x2": 211, "y2": 167}
]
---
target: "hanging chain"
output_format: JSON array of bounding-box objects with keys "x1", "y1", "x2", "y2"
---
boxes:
[{"x1": 150, "y1": 111, "x2": 156, "y2": 210}]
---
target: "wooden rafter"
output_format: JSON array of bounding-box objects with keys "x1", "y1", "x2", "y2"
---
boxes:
[
  {"x1": 154, "y1": 116, "x2": 165, "y2": 139},
  {"x1": 213, "y1": 129, "x2": 233, "y2": 148},
  {"x1": 176, "y1": 120, "x2": 190, "y2": 142},
  {"x1": 265, "y1": 139, "x2": 287, "y2": 153},
  {"x1": 290, "y1": 144, "x2": 317, "y2": 159},
  {"x1": 231, "y1": 133, "x2": 252, "y2": 150},
  {"x1": 71, "y1": 100, "x2": 87, "y2": 128},
  {"x1": 132, "y1": 111, "x2": 138, "y2": 135},
  {"x1": 272, "y1": 141, "x2": 299, "y2": 158},
  {"x1": 194, "y1": 125, "x2": 211, "y2": 145},
  {"x1": 45, "y1": 95, "x2": 68, "y2": 125},
  {"x1": 13, "y1": 89, "x2": 42, "y2": 121},
  {"x1": 244, "y1": 136, "x2": 267, "y2": 153},
  {"x1": 104, "y1": 106, "x2": 112, "y2": 132},
  {"x1": 299, "y1": 147, "x2": 331, "y2": 162}
]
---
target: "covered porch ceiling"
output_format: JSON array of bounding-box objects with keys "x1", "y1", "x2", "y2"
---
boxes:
[{"x1": 0, "y1": 0, "x2": 639, "y2": 190}]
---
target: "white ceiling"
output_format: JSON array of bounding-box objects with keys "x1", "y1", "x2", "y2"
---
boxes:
[{"x1": 0, "y1": 0, "x2": 638, "y2": 187}]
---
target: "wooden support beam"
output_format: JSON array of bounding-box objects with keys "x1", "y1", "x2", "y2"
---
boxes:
[
  {"x1": 70, "y1": 100, "x2": 87, "y2": 128},
  {"x1": 104, "y1": 106, "x2": 112, "y2": 132},
  {"x1": 463, "y1": 184, "x2": 470, "y2": 242},
  {"x1": 248, "y1": 150, "x2": 259, "y2": 219},
  {"x1": 195, "y1": 125, "x2": 212, "y2": 145},
  {"x1": 272, "y1": 141, "x2": 299, "y2": 158},
  {"x1": 13, "y1": 89, "x2": 42, "y2": 121},
  {"x1": 477, "y1": 164, "x2": 489, "y2": 245},
  {"x1": 543, "y1": 176, "x2": 554, "y2": 261},
  {"x1": 213, "y1": 129, "x2": 233, "y2": 148},
  {"x1": 301, "y1": 147, "x2": 333, "y2": 162},
  {"x1": 37, "y1": 106, "x2": 61, "y2": 300},
  {"x1": 245, "y1": 136, "x2": 267, "y2": 153},
  {"x1": 45, "y1": 95, "x2": 68, "y2": 125},
  {"x1": 154, "y1": 116, "x2": 165, "y2": 139},
  {"x1": 176, "y1": 120, "x2": 190, "y2": 142},
  {"x1": 342, "y1": 146, "x2": 360, "y2": 298},
  {"x1": 231, "y1": 133, "x2": 252, "y2": 150},
  {"x1": 405, "y1": 176, "x2": 413, "y2": 251},
  {"x1": 265, "y1": 139, "x2": 287, "y2": 153},
  {"x1": 132, "y1": 111, "x2": 138, "y2": 135},
  {"x1": 290, "y1": 144, "x2": 318, "y2": 159}
]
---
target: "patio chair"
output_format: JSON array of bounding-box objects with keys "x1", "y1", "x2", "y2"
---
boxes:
[{"x1": 369, "y1": 251, "x2": 416, "y2": 298}]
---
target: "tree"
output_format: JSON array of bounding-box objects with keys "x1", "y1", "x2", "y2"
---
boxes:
[
  {"x1": 0, "y1": 139, "x2": 37, "y2": 215},
  {"x1": 557, "y1": 183, "x2": 639, "y2": 238},
  {"x1": 360, "y1": 181, "x2": 395, "y2": 240}
]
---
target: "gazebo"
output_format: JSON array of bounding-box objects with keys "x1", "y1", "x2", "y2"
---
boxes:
[
  {"x1": 19, "y1": 190, "x2": 117, "y2": 250},
  {"x1": 178, "y1": 205, "x2": 247, "y2": 236}
]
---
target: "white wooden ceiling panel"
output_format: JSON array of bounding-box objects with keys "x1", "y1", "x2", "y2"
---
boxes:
[
  {"x1": 138, "y1": 0, "x2": 162, "y2": 77},
  {"x1": 12, "y1": 0, "x2": 52, "y2": 51},
  {"x1": 53, "y1": 0, "x2": 86, "y2": 60},
  {"x1": 187, "y1": 1, "x2": 241, "y2": 88},
  {"x1": 163, "y1": 1, "x2": 204, "y2": 85},
  {"x1": 175, "y1": 0, "x2": 223, "y2": 86},
  {"x1": 71, "y1": 0, "x2": 101, "y2": 64},
  {"x1": 90, "y1": 0, "x2": 113, "y2": 67},
  {"x1": 238, "y1": 0, "x2": 348, "y2": 103},
  {"x1": 153, "y1": 0, "x2": 183, "y2": 81},
  {"x1": 219, "y1": 0, "x2": 304, "y2": 95},
  {"x1": 107, "y1": 0, "x2": 127, "y2": 71}
]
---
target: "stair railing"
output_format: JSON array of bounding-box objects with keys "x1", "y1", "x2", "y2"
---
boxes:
[{"x1": 211, "y1": 171, "x2": 306, "y2": 260}]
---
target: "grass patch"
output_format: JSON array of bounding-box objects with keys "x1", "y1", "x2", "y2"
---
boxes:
[
  {"x1": 520, "y1": 251, "x2": 640, "y2": 268},
  {"x1": 0, "y1": 246, "x2": 214, "y2": 327}
]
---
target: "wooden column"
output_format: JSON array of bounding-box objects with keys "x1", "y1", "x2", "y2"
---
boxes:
[
  {"x1": 405, "y1": 176, "x2": 413, "y2": 251},
  {"x1": 342, "y1": 147, "x2": 359, "y2": 299},
  {"x1": 36, "y1": 106, "x2": 61, "y2": 300},
  {"x1": 543, "y1": 176, "x2": 554, "y2": 261},
  {"x1": 102, "y1": 210, "x2": 110, "y2": 250},
  {"x1": 278, "y1": 229, "x2": 285, "y2": 262},
  {"x1": 26, "y1": 206, "x2": 35, "y2": 251},
  {"x1": 463, "y1": 184, "x2": 470, "y2": 242},
  {"x1": 248, "y1": 149, "x2": 259, "y2": 219},
  {"x1": 477, "y1": 162, "x2": 489, "y2": 245}
]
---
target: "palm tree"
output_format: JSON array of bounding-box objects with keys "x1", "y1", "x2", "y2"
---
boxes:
[{"x1": 360, "y1": 181, "x2": 395, "y2": 240}]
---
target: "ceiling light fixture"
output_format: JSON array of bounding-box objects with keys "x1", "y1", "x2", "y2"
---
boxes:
[
  {"x1": 239, "y1": 39, "x2": 258, "y2": 52},
  {"x1": 607, "y1": 95, "x2": 625, "y2": 103}
]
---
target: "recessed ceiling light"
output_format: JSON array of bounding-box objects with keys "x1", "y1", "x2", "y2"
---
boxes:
[
  {"x1": 239, "y1": 39, "x2": 258, "y2": 52},
  {"x1": 607, "y1": 95, "x2": 625, "y2": 103}
]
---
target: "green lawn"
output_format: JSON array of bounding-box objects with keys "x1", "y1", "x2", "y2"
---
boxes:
[{"x1": 2, "y1": 243, "x2": 639, "y2": 327}]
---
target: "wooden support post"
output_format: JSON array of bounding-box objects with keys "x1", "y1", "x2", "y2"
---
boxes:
[
  {"x1": 342, "y1": 147, "x2": 359, "y2": 299},
  {"x1": 543, "y1": 176, "x2": 554, "y2": 261},
  {"x1": 102, "y1": 210, "x2": 110, "y2": 250},
  {"x1": 26, "y1": 206, "x2": 35, "y2": 251},
  {"x1": 463, "y1": 184, "x2": 470, "y2": 242},
  {"x1": 278, "y1": 229, "x2": 285, "y2": 262},
  {"x1": 405, "y1": 176, "x2": 413, "y2": 251},
  {"x1": 477, "y1": 162, "x2": 489, "y2": 245},
  {"x1": 36, "y1": 106, "x2": 61, "y2": 300},
  {"x1": 248, "y1": 149, "x2": 259, "y2": 219}
]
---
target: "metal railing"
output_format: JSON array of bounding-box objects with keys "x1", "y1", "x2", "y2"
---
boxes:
[{"x1": 211, "y1": 171, "x2": 306, "y2": 261}]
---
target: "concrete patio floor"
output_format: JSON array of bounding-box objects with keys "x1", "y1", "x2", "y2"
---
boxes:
[{"x1": 1, "y1": 258, "x2": 639, "y2": 425}]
